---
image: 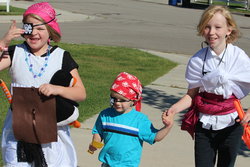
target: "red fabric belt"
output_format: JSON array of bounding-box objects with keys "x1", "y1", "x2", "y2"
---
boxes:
[{"x1": 181, "y1": 92, "x2": 237, "y2": 139}]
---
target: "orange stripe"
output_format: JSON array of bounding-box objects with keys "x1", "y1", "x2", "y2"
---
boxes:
[{"x1": 0, "y1": 79, "x2": 12, "y2": 104}]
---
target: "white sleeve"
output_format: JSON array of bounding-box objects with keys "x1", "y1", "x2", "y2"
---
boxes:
[{"x1": 185, "y1": 49, "x2": 205, "y2": 89}]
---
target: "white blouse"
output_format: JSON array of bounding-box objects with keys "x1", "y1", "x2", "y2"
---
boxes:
[{"x1": 186, "y1": 44, "x2": 250, "y2": 130}]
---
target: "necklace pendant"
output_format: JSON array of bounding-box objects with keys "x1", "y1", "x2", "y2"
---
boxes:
[{"x1": 24, "y1": 45, "x2": 51, "y2": 79}]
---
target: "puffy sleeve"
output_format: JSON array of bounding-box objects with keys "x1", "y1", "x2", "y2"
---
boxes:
[
  {"x1": 8, "y1": 45, "x2": 16, "y2": 67},
  {"x1": 185, "y1": 49, "x2": 205, "y2": 89},
  {"x1": 62, "y1": 51, "x2": 79, "y2": 72},
  {"x1": 225, "y1": 47, "x2": 250, "y2": 99}
]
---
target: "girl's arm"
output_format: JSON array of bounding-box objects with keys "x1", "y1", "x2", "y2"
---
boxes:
[
  {"x1": 154, "y1": 87, "x2": 199, "y2": 142},
  {"x1": 38, "y1": 68, "x2": 86, "y2": 102},
  {"x1": 167, "y1": 87, "x2": 199, "y2": 115},
  {"x1": 0, "y1": 20, "x2": 25, "y2": 71},
  {"x1": 0, "y1": 20, "x2": 25, "y2": 48},
  {"x1": 0, "y1": 50, "x2": 11, "y2": 71}
]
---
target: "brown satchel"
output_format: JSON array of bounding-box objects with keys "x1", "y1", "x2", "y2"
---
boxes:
[{"x1": 12, "y1": 87, "x2": 57, "y2": 144}]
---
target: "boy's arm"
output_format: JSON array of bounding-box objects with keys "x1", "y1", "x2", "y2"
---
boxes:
[
  {"x1": 154, "y1": 111, "x2": 174, "y2": 142},
  {"x1": 88, "y1": 133, "x2": 103, "y2": 154},
  {"x1": 92, "y1": 133, "x2": 102, "y2": 143}
]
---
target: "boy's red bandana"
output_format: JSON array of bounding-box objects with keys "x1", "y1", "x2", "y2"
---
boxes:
[{"x1": 111, "y1": 72, "x2": 142, "y2": 111}]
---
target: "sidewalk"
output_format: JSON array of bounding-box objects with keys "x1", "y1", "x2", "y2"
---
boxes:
[{"x1": 0, "y1": 1, "x2": 94, "y2": 23}]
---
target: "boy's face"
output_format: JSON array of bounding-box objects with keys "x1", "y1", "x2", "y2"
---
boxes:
[{"x1": 110, "y1": 91, "x2": 134, "y2": 114}]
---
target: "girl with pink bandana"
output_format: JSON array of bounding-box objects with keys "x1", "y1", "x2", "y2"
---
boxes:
[
  {"x1": 88, "y1": 72, "x2": 174, "y2": 167},
  {"x1": 0, "y1": 2, "x2": 86, "y2": 166}
]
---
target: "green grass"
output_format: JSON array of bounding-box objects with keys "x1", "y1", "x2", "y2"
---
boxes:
[
  {"x1": 0, "y1": 41, "x2": 177, "y2": 164},
  {"x1": 48, "y1": 42, "x2": 175, "y2": 119},
  {"x1": 0, "y1": 5, "x2": 25, "y2": 15},
  {"x1": 0, "y1": 40, "x2": 177, "y2": 123},
  {"x1": 0, "y1": 41, "x2": 177, "y2": 165},
  {"x1": 192, "y1": 1, "x2": 250, "y2": 14},
  {"x1": 57, "y1": 42, "x2": 177, "y2": 120}
]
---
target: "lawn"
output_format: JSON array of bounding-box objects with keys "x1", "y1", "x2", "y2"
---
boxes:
[
  {"x1": 0, "y1": 41, "x2": 177, "y2": 165},
  {"x1": 0, "y1": 41, "x2": 177, "y2": 123},
  {"x1": 0, "y1": 5, "x2": 25, "y2": 15}
]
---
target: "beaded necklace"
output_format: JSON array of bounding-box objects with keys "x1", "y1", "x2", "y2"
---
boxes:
[{"x1": 24, "y1": 45, "x2": 51, "y2": 78}]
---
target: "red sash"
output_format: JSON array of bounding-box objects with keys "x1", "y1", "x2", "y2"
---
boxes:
[{"x1": 181, "y1": 92, "x2": 236, "y2": 139}]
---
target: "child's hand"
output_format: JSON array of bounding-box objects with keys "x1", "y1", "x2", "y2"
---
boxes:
[
  {"x1": 162, "y1": 110, "x2": 174, "y2": 127},
  {"x1": 154, "y1": 111, "x2": 175, "y2": 142},
  {"x1": 87, "y1": 140, "x2": 104, "y2": 154},
  {"x1": 242, "y1": 110, "x2": 250, "y2": 126},
  {"x1": 1, "y1": 20, "x2": 25, "y2": 47},
  {"x1": 0, "y1": 45, "x2": 4, "y2": 52},
  {"x1": 39, "y1": 83, "x2": 61, "y2": 97},
  {"x1": 87, "y1": 144, "x2": 97, "y2": 154}
]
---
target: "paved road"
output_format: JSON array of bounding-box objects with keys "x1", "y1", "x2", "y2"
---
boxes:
[{"x1": 2, "y1": 0, "x2": 250, "y2": 55}]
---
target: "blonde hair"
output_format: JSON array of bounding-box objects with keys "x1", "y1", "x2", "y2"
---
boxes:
[
  {"x1": 23, "y1": 14, "x2": 61, "y2": 42},
  {"x1": 197, "y1": 5, "x2": 240, "y2": 43}
]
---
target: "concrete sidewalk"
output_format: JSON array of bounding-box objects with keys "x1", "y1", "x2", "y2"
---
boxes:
[{"x1": 0, "y1": 1, "x2": 94, "y2": 23}]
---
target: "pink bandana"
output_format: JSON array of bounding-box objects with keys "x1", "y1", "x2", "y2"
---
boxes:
[
  {"x1": 110, "y1": 72, "x2": 142, "y2": 111},
  {"x1": 23, "y1": 2, "x2": 61, "y2": 35}
]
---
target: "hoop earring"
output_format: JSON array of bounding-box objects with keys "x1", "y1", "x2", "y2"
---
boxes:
[{"x1": 201, "y1": 41, "x2": 208, "y2": 49}]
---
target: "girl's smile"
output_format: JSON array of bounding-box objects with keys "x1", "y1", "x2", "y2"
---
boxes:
[
  {"x1": 23, "y1": 16, "x2": 50, "y2": 55},
  {"x1": 203, "y1": 12, "x2": 232, "y2": 55}
]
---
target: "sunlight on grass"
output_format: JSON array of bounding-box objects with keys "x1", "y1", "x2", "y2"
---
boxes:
[
  {"x1": 0, "y1": 5, "x2": 25, "y2": 15},
  {"x1": 0, "y1": 41, "x2": 177, "y2": 125}
]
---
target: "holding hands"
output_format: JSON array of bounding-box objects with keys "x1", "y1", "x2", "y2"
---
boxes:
[{"x1": 162, "y1": 109, "x2": 175, "y2": 127}]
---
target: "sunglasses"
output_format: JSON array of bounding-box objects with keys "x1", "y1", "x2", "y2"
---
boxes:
[{"x1": 110, "y1": 96, "x2": 131, "y2": 106}]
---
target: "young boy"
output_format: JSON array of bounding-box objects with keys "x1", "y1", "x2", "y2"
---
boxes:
[{"x1": 88, "y1": 72, "x2": 174, "y2": 167}]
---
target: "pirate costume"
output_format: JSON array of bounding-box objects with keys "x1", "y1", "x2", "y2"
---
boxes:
[
  {"x1": 92, "y1": 72, "x2": 158, "y2": 167},
  {"x1": 1, "y1": 2, "x2": 79, "y2": 167},
  {"x1": 182, "y1": 44, "x2": 250, "y2": 166}
]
